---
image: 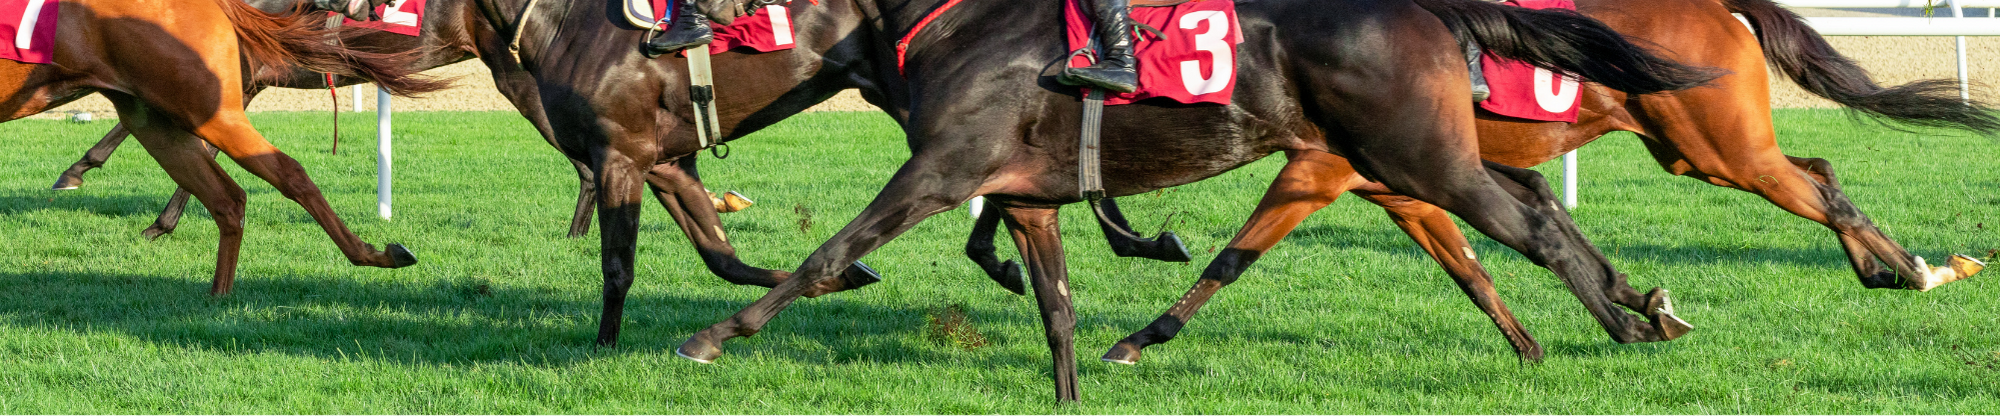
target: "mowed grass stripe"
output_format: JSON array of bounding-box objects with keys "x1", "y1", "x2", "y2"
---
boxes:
[{"x1": 0, "y1": 110, "x2": 1993, "y2": 413}]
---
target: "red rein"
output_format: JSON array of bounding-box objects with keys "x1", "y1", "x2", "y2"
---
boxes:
[{"x1": 895, "y1": 0, "x2": 966, "y2": 76}]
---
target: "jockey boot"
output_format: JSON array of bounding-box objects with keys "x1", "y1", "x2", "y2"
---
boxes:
[
  {"x1": 1059, "y1": 0, "x2": 1139, "y2": 93},
  {"x1": 1466, "y1": 38, "x2": 1490, "y2": 102},
  {"x1": 645, "y1": 6, "x2": 716, "y2": 58}
]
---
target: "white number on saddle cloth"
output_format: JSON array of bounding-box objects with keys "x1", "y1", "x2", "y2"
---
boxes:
[
  {"x1": 1532, "y1": 67, "x2": 1580, "y2": 113},
  {"x1": 15, "y1": 0, "x2": 46, "y2": 49},
  {"x1": 766, "y1": 4, "x2": 793, "y2": 46},
  {"x1": 381, "y1": 0, "x2": 419, "y2": 27},
  {"x1": 1177, "y1": 10, "x2": 1232, "y2": 96}
]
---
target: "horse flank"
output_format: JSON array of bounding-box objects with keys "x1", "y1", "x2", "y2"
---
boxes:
[{"x1": 211, "y1": 0, "x2": 451, "y2": 96}]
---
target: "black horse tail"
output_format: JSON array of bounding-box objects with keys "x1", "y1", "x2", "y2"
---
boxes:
[
  {"x1": 1412, "y1": 0, "x2": 1720, "y2": 95},
  {"x1": 1726, "y1": 0, "x2": 2000, "y2": 134}
]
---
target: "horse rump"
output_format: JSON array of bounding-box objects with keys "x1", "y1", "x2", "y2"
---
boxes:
[
  {"x1": 1411, "y1": 0, "x2": 1722, "y2": 95},
  {"x1": 212, "y1": 0, "x2": 451, "y2": 96}
]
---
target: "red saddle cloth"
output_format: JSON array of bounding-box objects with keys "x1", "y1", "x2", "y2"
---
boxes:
[
  {"x1": 650, "y1": 0, "x2": 798, "y2": 55},
  {"x1": 342, "y1": 0, "x2": 425, "y2": 36},
  {"x1": 0, "y1": 0, "x2": 59, "y2": 64},
  {"x1": 1064, "y1": 0, "x2": 1241, "y2": 106},
  {"x1": 1478, "y1": 0, "x2": 1582, "y2": 123}
]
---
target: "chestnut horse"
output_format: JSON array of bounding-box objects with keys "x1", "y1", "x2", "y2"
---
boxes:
[
  {"x1": 1072, "y1": 0, "x2": 1999, "y2": 365},
  {"x1": 667, "y1": 0, "x2": 1717, "y2": 402},
  {"x1": 5, "y1": 0, "x2": 439, "y2": 295}
]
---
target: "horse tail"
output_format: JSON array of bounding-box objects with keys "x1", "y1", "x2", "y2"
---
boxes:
[
  {"x1": 1411, "y1": 0, "x2": 1720, "y2": 95},
  {"x1": 1725, "y1": 0, "x2": 2000, "y2": 134},
  {"x1": 212, "y1": 0, "x2": 449, "y2": 96}
]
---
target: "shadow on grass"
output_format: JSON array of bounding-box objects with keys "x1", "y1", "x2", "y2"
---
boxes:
[
  {"x1": 1284, "y1": 222, "x2": 1857, "y2": 270},
  {"x1": 0, "y1": 269, "x2": 1091, "y2": 371},
  {"x1": 0, "y1": 189, "x2": 182, "y2": 218}
]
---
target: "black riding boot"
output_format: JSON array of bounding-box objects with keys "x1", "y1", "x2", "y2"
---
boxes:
[
  {"x1": 645, "y1": 5, "x2": 716, "y2": 58},
  {"x1": 1060, "y1": 0, "x2": 1139, "y2": 93},
  {"x1": 1466, "y1": 38, "x2": 1491, "y2": 102}
]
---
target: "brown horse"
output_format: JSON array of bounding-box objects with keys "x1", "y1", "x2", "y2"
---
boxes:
[
  {"x1": 6, "y1": 0, "x2": 440, "y2": 295},
  {"x1": 669, "y1": 0, "x2": 1720, "y2": 402},
  {"x1": 1093, "y1": 0, "x2": 1998, "y2": 365}
]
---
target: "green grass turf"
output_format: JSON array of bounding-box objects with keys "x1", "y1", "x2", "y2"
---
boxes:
[{"x1": 0, "y1": 110, "x2": 1994, "y2": 413}]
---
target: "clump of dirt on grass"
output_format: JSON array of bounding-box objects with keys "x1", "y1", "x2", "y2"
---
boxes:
[
  {"x1": 794, "y1": 203, "x2": 815, "y2": 234},
  {"x1": 926, "y1": 304, "x2": 989, "y2": 350}
]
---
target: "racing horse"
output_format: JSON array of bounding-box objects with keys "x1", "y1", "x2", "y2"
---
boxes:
[
  {"x1": 664, "y1": 0, "x2": 1718, "y2": 402},
  {"x1": 5, "y1": 0, "x2": 440, "y2": 295},
  {"x1": 1061, "y1": 0, "x2": 1999, "y2": 364},
  {"x1": 50, "y1": 0, "x2": 487, "y2": 241}
]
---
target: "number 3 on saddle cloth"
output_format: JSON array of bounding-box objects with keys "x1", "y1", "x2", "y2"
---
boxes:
[
  {"x1": 1478, "y1": 0, "x2": 1583, "y2": 122},
  {"x1": 1064, "y1": 0, "x2": 1242, "y2": 106},
  {"x1": 623, "y1": 0, "x2": 799, "y2": 55},
  {"x1": 0, "y1": 0, "x2": 58, "y2": 64}
]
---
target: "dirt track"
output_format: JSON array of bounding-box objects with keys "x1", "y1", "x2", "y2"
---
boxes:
[{"x1": 34, "y1": 8, "x2": 2000, "y2": 119}]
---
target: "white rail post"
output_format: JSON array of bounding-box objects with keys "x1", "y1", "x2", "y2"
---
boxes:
[
  {"x1": 1561, "y1": 149, "x2": 1579, "y2": 209},
  {"x1": 353, "y1": 85, "x2": 366, "y2": 112},
  {"x1": 377, "y1": 87, "x2": 393, "y2": 220},
  {"x1": 1953, "y1": 0, "x2": 1971, "y2": 101}
]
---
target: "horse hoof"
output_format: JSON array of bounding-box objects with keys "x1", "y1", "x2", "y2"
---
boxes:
[
  {"x1": 676, "y1": 335, "x2": 724, "y2": 363},
  {"x1": 994, "y1": 260, "x2": 1027, "y2": 296},
  {"x1": 842, "y1": 260, "x2": 882, "y2": 289},
  {"x1": 716, "y1": 191, "x2": 754, "y2": 213},
  {"x1": 1100, "y1": 343, "x2": 1142, "y2": 365},
  {"x1": 141, "y1": 225, "x2": 171, "y2": 241},
  {"x1": 1151, "y1": 232, "x2": 1193, "y2": 263},
  {"x1": 386, "y1": 244, "x2": 419, "y2": 268},
  {"x1": 1645, "y1": 288, "x2": 1692, "y2": 341},
  {"x1": 51, "y1": 181, "x2": 80, "y2": 190},
  {"x1": 1906, "y1": 256, "x2": 1978, "y2": 292}
]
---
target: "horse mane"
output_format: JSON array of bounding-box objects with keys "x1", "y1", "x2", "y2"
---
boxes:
[{"x1": 210, "y1": 0, "x2": 451, "y2": 96}]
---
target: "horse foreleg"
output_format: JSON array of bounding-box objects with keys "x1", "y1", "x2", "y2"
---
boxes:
[
  {"x1": 593, "y1": 159, "x2": 648, "y2": 347},
  {"x1": 1352, "y1": 187, "x2": 1542, "y2": 361},
  {"x1": 999, "y1": 205, "x2": 1082, "y2": 402},
  {"x1": 642, "y1": 159, "x2": 879, "y2": 296},
  {"x1": 1103, "y1": 150, "x2": 1362, "y2": 364},
  {"x1": 112, "y1": 97, "x2": 248, "y2": 296},
  {"x1": 187, "y1": 112, "x2": 416, "y2": 269},
  {"x1": 52, "y1": 123, "x2": 132, "y2": 190},
  {"x1": 965, "y1": 198, "x2": 1027, "y2": 295}
]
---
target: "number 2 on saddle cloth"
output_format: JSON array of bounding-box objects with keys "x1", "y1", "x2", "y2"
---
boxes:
[
  {"x1": 625, "y1": 0, "x2": 801, "y2": 54},
  {"x1": 1478, "y1": 0, "x2": 1583, "y2": 122},
  {"x1": 1063, "y1": 0, "x2": 1243, "y2": 106}
]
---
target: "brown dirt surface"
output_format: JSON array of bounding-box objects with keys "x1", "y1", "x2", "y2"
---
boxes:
[{"x1": 32, "y1": 9, "x2": 2000, "y2": 119}]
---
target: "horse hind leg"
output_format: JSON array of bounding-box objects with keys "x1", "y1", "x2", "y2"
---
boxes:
[
  {"x1": 1785, "y1": 156, "x2": 1982, "y2": 290},
  {"x1": 140, "y1": 142, "x2": 222, "y2": 240},
  {"x1": 186, "y1": 112, "x2": 416, "y2": 269},
  {"x1": 53, "y1": 123, "x2": 133, "y2": 190}
]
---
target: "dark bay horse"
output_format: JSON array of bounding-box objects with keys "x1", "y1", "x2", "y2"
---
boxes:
[
  {"x1": 665, "y1": 0, "x2": 1718, "y2": 402},
  {"x1": 5, "y1": 0, "x2": 440, "y2": 295},
  {"x1": 1079, "y1": 0, "x2": 1999, "y2": 364}
]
